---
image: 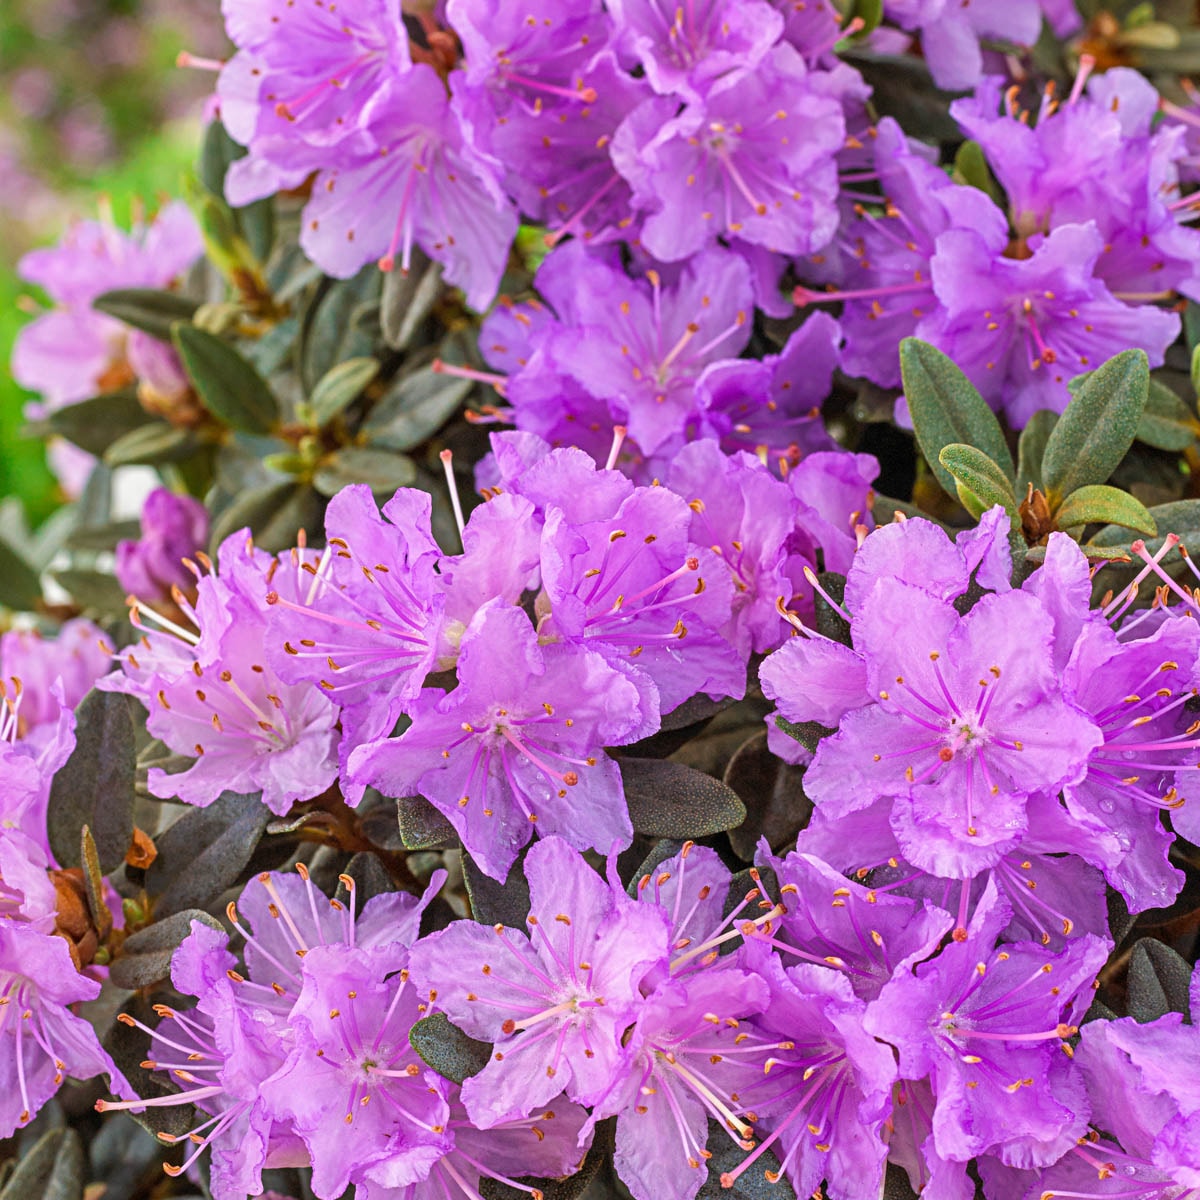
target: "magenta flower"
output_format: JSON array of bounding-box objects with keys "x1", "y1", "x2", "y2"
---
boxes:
[
  {"x1": 611, "y1": 43, "x2": 845, "y2": 261},
  {"x1": 1, "y1": 923, "x2": 132, "y2": 1138},
  {"x1": 0, "y1": 619, "x2": 107, "y2": 746},
  {"x1": 115, "y1": 487, "x2": 210, "y2": 605},
  {"x1": 350, "y1": 601, "x2": 657, "y2": 881},
  {"x1": 864, "y1": 881, "x2": 1109, "y2": 1172},
  {"x1": 408, "y1": 837, "x2": 669, "y2": 1124},
  {"x1": 606, "y1": 0, "x2": 784, "y2": 99},
  {"x1": 103, "y1": 531, "x2": 340, "y2": 815},
  {"x1": 298, "y1": 65, "x2": 518, "y2": 311}
]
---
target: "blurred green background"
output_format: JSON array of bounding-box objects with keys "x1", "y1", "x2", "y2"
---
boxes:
[{"x1": 0, "y1": 0, "x2": 224, "y2": 525}]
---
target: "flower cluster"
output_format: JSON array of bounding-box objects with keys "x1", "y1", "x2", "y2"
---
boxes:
[{"x1": 798, "y1": 65, "x2": 1194, "y2": 426}]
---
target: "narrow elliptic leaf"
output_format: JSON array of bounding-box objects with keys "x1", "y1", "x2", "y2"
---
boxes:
[
  {"x1": 312, "y1": 446, "x2": 418, "y2": 498},
  {"x1": 900, "y1": 337, "x2": 1014, "y2": 497},
  {"x1": 0, "y1": 535, "x2": 42, "y2": 611},
  {"x1": 1016, "y1": 410, "x2": 1058, "y2": 494},
  {"x1": 45, "y1": 389, "x2": 154, "y2": 457},
  {"x1": 1127, "y1": 937, "x2": 1193, "y2": 1023},
  {"x1": 108, "y1": 909, "x2": 224, "y2": 990},
  {"x1": 774, "y1": 715, "x2": 836, "y2": 753},
  {"x1": 1042, "y1": 349, "x2": 1149, "y2": 502},
  {"x1": 300, "y1": 267, "x2": 382, "y2": 392},
  {"x1": 937, "y1": 444, "x2": 1018, "y2": 521},
  {"x1": 380, "y1": 249, "x2": 442, "y2": 350},
  {"x1": 309, "y1": 356, "x2": 380, "y2": 428},
  {"x1": 843, "y1": 0, "x2": 883, "y2": 37},
  {"x1": 724, "y1": 732, "x2": 813, "y2": 861},
  {"x1": 619, "y1": 757, "x2": 747, "y2": 838},
  {"x1": 51, "y1": 568, "x2": 129, "y2": 616},
  {"x1": 409, "y1": 1013, "x2": 491, "y2": 1084},
  {"x1": 208, "y1": 480, "x2": 326, "y2": 554},
  {"x1": 145, "y1": 791, "x2": 270, "y2": 918},
  {"x1": 397, "y1": 794, "x2": 459, "y2": 851},
  {"x1": 80, "y1": 826, "x2": 113, "y2": 941},
  {"x1": 463, "y1": 851, "x2": 530, "y2": 929},
  {"x1": 951, "y1": 140, "x2": 1001, "y2": 204},
  {"x1": 0, "y1": 1127, "x2": 85, "y2": 1200},
  {"x1": 93, "y1": 288, "x2": 200, "y2": 342},
  {"x1": 1136, "y1": 379, "x2": 1199, "y2": 451},
  {"x1": 47, "y1": 689, "x2": 136, "y2": 874},
  {"x1": 1023, "y1": 543, "x2": 1130, "y2": 565},
  {"x1": 1091, "y1": 498, "x2": 1200, "y2": 553},
  {"x1": 172, "y1": 323, "x2": 280, "y2": 435},
  {"x1": 103, "y1": 421, "x2": 202, "y2": 468},
  {"x1": 362, "y1": 367, "x2": 474, "y2": 452},
  {"x1": 697, "y1": 1117, "x2": 792, "y2": 1200},
  {"x1": 1057, "y1": 485, "x2": 1157, "y2": 537},
  {"x1": 812, "y1": 571, "x2": 851, "y2": 646},
  {"x1": 1192, "y1": 341, "x2": 1200, "y2": 400}
]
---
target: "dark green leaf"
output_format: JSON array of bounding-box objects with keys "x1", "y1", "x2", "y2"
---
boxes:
[
  {"x1": 335, "y1": 852, "x2": 394, "y2": 911},
  {"x1": 45, "y1": 390, "x2": 154, "y2": 457},
  {"x1": 363, "y1": 367, "x2": 474, "y2": 452},
  {"x1": 208, "y1": 480, "x2": 326, "y2": 554},
  {"x1": 93, "y1": 288, "x2": 200, "y2": 342},
  {"x1": 1024, "y1": 542, "x2": 1130, "y2": 565},
  {"x1": 1016, "y1": 410, "x2": 1058, "y2": 493},
  {"x1": 300, "y1": 268, "x2": 382, "y2": 392},
  {"x1": 697, "y1": 1118, "x2": 791, "y2": 1200},
  {"x1": 882, "y1": 1164, "x2": 922, "y2": 1200},
  {"x1": 1126, "y1": 937, "x2": 1193, "y2": 1022},
  {"x1": 47, "y1": 689, "x2": 135, "y2": 874},
  {"x1": 463, "y1": 852, "x2": 530, "y2": 928},
  {"x1": 937, "y1": 444, "x2": 1018, "y2": 520},
  {"x1": 1041, "y1": 349, "x2": 1149, "y2": 502},
  {"x1": 900, "y1": 338, "x2": 1013, "y2": 498},
  {"x1": 312, "y1": 446, "x2": 418, "y2": 498},
  {"x1": 173, "y1": 323, "x2": 280, "y2": 435},
  {"x1": 108, "y1": 909, "x2": 223, "y2": 990},
  {"x1": 0, "y1": 536, "x2": 42, "y2": 610},
  {"x1": 198, "y1": 120, "x2": 275, "y2": 262},
  {"x1": 103, "y1": 422, "x2": 202, "y2": 468},
  {"x1": 409, "y1": 1013, "x2": 491, "y2": 1084},
  {"x1": 309, "y1": 356, "x2": 380, "y2": 427},
  {"x1": 723, "y1": 732, "x2": 812, "y2": 861},
  {"x1": 1057, "y1": 485, "x2": 1157, "y2": 536},
  {"x1": 812, "y1": 571, "x2": 851, "y2": 646},
  {"x1": 51, "y1": 568, "x2": 128, "y2": 615},
  {"x1": 1091, "y1": 498, "x2": 1200, "y2": 551},
  {"x1": 1136, "y1": 379, "x2": 1198, "y2": 451},
  {"x1": 1192, "y1": 341, "x2": 1200, "y2": 399},
  {"x1": 381, "y1": 250, "x2": 442, "y2": 351},
  {"x1": 0, "y1": 1127, "x2": 85, "y2": 1200},
  {"x1": 843, "y1": 53, "x2": 964, "y2": 142},
  {"x1": 145, "y1": 791, "x2": 270, "y2": 918},
  {"x1": 843, "y1": 0, "x2": 883, "y2": 36},
  {"x1": 774, "y1": 715, "x2": 835, "y2": 753},
  {"x1": 80, "y1": 826, "x2": 113, "y2": 941},
  {"x1": 951, "y1": 140, "x2": 1001, "y2": 204},
  {"x1": 397, "y1": 794, "x2": 459, "y2": 851},
  {"x1": 619, "y1": 757, "x2": 746, "y2": 838}
]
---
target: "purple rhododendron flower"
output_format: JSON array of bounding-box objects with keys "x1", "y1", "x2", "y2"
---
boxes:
[
  {"x1": 865, "y1": 881, "x2": 1108, "y2": 1174},
  {"x1": 0, "y1": 619, "x2": 107, "y2": 747},
  {"x1": 722, "y1": 953, "x2": 897, "y2": 1200},
  {"x1": 267, "y1": 485, "x2": 446, "y2": 793},
  {"x1": 351, "y1": 601, "x2": 656, "y2": 881},
  {"x1": 298, "y1": 65, "x2": 518, "y2": 311},
  {"x1": 409, "y1": 837, "x2": 668, "y2": 1123},
  {"x1": 357, "y1": 1091, "x2": 593, "y2": 1200},
  {"x1": 14, "y1": 201, "x2": 202, "y2": 410},
  {"x1": 612, "y1": 43, "x2": 845, "y2": 262},
  {"x1": 765, "y1": 575, "x2": 1102, "y2": 877},
  {"x1": 606, "y1": 0, "x2": 784, "y2": 100},
  {"x1": 1, "y1": 922, "x2": 132, "y2": 1138},
  {"x1": 103, "y1": 529, "x2": 340, "y2": 815},
  {"x1": 115, "y1": 487, "x2": 210, "y2": 605},
  {"x1": 1, "y1": 683, "x2": 76, "y2": 854}
]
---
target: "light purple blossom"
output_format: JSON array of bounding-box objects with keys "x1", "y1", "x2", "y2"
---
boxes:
[
  {"x1": 115, "y1": 487, "x2": 210, "y2": 605},
  {"x1": 409, "y1": 837, "x2": 668, "y2": 1123},
  {"x1": 350, "y1": 601, "x2": 656, "y2": 881}
]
